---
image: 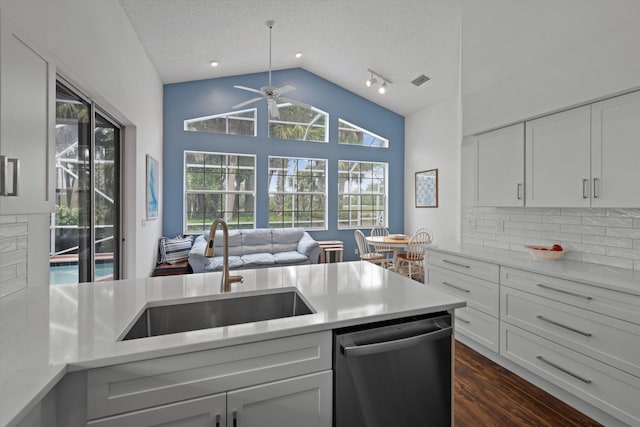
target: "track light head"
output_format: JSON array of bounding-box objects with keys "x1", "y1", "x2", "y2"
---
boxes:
[
  {"x1": 378, "y1": 81, "x2": 387, "y2": 94},
  {"x1": 366, "y1": 76, "x2": 377, "y2": 87}
]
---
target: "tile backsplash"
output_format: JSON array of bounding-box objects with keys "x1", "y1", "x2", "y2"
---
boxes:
[
  {"x1": 462, "y1": 207, "x2": 640, "y2": 271},
  {"x1": 0, "y1": 215, "x2": 29, "y2": 298}
]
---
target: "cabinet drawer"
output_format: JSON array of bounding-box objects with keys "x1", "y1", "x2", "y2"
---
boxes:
[
  {"x1": 454, "y1": 306, "x2": 499, "y2": 353},
  {"x1": 428, "y1": 265, "x2": 499, "y2": 317},
  {"x1": 87, "y1": 331, "x2": 331, "y2": 420},
  {"x1": 427, "y1": 252, "x2": 499, "y2": 283},
  {"x1": 501, "y1": 324, "x2": 640, "y2": 427},
  {"x1": 501, "y1": 267, "x2": 640, "y2": 325},
  {"x1": 87, "y1": 393, "x2": 226, "y2": 427},
  {"x1": 502, "y1": 287, "x2": 640, "y2": 378}
]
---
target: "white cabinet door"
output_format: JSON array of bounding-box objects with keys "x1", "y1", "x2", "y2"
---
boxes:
[
  {"x1": 461, "y1": 136, "x2": 476, "y2": 207},
  {"x1": 591, "y1": 90, "x2": 640, "y2": 208},
  {"x1": 525, "y1": 106, "x2": 591, "y2": 207},
  {"x1": 475, "y1": 123, "x2": 524, "y2": 206},
  {"x1": 227, "y1": 371, "x2": 332, "y2": 427},
  {"x1": 87, "y1": 393, "x2": 226, "y2": 427},
  {"x1": 0, "y1": 12, "x2": 55, "y2": 214}
]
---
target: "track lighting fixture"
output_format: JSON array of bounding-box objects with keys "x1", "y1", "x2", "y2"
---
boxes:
[{"x1": 365, "y1": 68, "x2": 392, "y2": 94}]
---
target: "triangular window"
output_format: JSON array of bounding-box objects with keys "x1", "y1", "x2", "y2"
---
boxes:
[
  {"x1": 269, "y1": 104, "x2": 328, "y2": 142},
  {"x1": 338, "y1": 119, "x2": 388, "y2": 148}
]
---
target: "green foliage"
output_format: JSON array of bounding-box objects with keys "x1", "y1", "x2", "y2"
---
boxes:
[{"x1": 56, "y1": 205, "x2": 79, "y2": 226}]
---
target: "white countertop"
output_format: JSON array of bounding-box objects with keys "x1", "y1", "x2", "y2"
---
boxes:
[
  {"x1": 427, "y1": 242, "x2": 640, "y2": 296},
  {"x1": 0, "y1": 261, "x2": 465, "y2": 426}
]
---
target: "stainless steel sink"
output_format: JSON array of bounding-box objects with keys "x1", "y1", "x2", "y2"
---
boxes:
[{"x1": 120, "y1": 290, "x2": 314, "y2": 341}]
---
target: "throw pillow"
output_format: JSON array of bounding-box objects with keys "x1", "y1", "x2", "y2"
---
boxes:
[{"x1": 159, "y1": 236, "x2": 192, "y2": 264}]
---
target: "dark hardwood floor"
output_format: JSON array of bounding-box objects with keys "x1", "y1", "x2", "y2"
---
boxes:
[{"x1": 454, "y1": 340, "x2": 603, "y2": 427}]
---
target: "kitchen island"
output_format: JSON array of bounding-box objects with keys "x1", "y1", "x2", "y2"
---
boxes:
[{"x1": 1, "y1": 261, "x2": 465, "y2": 426}]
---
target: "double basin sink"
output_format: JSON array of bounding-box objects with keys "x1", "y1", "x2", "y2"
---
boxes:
[{"x1": 121, "y1": 290, "x2": 314, "y2": 341}]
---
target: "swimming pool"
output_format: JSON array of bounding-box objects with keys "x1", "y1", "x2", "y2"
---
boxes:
[{"x1": 50, "y1": 262, "x2": 114, "y2": 285}]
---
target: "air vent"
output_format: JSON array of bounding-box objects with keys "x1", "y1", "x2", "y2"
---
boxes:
[{"x1": 411, "y1": 75, "x2": 430, "y2": 86}]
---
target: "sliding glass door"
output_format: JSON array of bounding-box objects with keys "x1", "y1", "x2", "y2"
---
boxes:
[{"x1": 51, "y1": 81, "x2": 121, "y2": 284}]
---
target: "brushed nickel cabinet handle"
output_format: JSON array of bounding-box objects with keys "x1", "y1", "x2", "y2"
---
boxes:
[
  {"x1": 593, "y1": 177, "x2": 599, "y2": 198},
  {"x1": 536, "y1": 355, "x2": 592, "y2": 384},
  {"x1": 442, "y1": 281, "x2": 470, "y2": 293},
  {"x1": 442, "y1": 259, "x2": 470, "y2": 269},
  {"x1": 0, "y1": 156, "x2": 19, "y2": 196},
  {"x1": 516, "y1": 183, "x2": 523, "y2": 200},
  {"x1": 582, "y1": 179, "x2": 589, "y2": 199},
  {"x1": 536, "y1": 283, "x2": 593, "y2": 301},
  {"x1": 536, "y1": 315, "x2": 593, "y2": 337},
  {"x1": 456, "y1": 316, "x2": 471, "y2": 324}
]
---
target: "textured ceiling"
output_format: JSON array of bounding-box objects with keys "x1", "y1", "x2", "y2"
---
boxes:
[{"x1": 118, "y1": 0, "x2": 460, "y2": 116}]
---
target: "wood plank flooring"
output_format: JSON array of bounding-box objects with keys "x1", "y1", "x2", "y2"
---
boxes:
[{"x1": 454, "y1": 340, "x2": 603, "y2": 427}]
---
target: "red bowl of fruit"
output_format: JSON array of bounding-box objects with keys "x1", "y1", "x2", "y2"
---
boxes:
[{"x1": 525, "y1": 244, "x2": 566, "y2": 261}]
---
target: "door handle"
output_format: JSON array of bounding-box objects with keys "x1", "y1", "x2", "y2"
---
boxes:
[
  {"x1": 0, "y1": 156, "x2": 19, "y2": 196},
  {"x1": 341, "y1": 326, "x2": 452, "y2": 357}
]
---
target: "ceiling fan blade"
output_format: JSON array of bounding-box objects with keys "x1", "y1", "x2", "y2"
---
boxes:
[
  {"x1": 233, "y1": 85, "x2": 265, "y2": 95},
  {"x1": 272, "y1": 85, "x2": 296, "y2": 96},
  {"x1": 279, "y1": 96, "x2": 312, "y2": 110},
  {"x1": 232, "y1": 97, "x2": 264, "y2": 109},
  {"x1": 268, "y1": 98, "x2": 280, "y2": 119}
]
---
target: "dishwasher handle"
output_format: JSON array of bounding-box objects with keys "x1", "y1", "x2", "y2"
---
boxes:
[{"x1": 341, "y1": 326, "x2": 452, "y2": 357}]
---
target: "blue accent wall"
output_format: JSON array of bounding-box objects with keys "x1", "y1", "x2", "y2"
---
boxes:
[{"x1": 163, "y1": 68, "x2": 404, "y2": 261}]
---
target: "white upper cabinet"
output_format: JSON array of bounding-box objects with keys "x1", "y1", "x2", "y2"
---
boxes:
[
  {"x1": 0, "y1": 12, "x2": 55, "y2": 214},
  {"x1": 525, "y1": 106, "x2": 591, "y2": 207},
  {"x1": 591, "y1": 90, "x2": 640, "y2": 208},
  {"x1": 475, "y1": 123, "x2": 524, "y2": 207}
]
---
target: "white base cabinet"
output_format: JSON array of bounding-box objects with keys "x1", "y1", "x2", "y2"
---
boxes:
[
  {"x1": 427, "y1": 248, "x2": 640, "y2": 426},
  {"x1": 85, "y1": 332, "x2": 332, "y2": 427}
]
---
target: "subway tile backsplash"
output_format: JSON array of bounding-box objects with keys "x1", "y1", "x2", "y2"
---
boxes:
[
  {"x1": 0, "y1": 215, "x2": 29, "y2": 298},
  {"x1": 462, "y1": 207, "x2": 640, "y2": 271}
]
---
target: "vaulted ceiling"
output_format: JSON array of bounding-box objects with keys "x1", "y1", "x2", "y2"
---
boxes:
[{"x1": 118, "y1": 0, "x2": 460, "y2": 117}]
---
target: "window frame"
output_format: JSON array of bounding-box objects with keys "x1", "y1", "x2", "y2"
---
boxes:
[
  {"x1": 183, "y1": 150, "x2": 257, "y2": 234},
  {"x1": 338, "y1": 118, "x2": 389, "y2": 148},
  {"x1": 184, "y1": 108, "x2": 257, "y2": 137},
  {"x1": 337, "y1": 160, "x2": 388, "y2": 230},
  {"x1": 267, "y1": 155, "x2": 328, "y2": 230},
  {"x1": 268, "y1": 103, "x2": 330, "y2": 143}
]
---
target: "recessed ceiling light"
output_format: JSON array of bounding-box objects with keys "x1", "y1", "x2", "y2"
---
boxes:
[
  {"x1": 295, "y1": 52, "x2": 302, "y2": 58},
  {"x1": 209, "y1": 60, "x2": 219, "y2": 67}
]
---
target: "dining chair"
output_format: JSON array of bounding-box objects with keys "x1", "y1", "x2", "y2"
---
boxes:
[
  {"x1": 370, "y1": 226, "x2": 394, "y2": 269},
  {"x1": 354, "y1": 230, "x2": 386, "y2": 266},
  {"x1": 395, "y1": 229, "x2": 433, "y2": 282}
]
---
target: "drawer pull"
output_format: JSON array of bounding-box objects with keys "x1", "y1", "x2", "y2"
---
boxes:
[
  {"x1": 536, "y1": 355, "x2": 592, "y2": 384},
  {"x1": 442, "y1": 281, "x2": 470, "y2": 293},
  {"x1": 442, "y1": 259, "x2": 471, "y2": 269},
  {"x1": 536, "y1": 283, "x2": 593, "y2": 301},
  {"x1": 536, "y1": 315, "x2": 593, "y2": 337},
  {"x1": 456, "y1": 316, "x2": 471, "y2": 324}
]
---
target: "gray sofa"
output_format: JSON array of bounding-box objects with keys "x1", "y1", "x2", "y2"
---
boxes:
[{"x1": 188, "y1": 228, "x2": 321, "y2": 273}]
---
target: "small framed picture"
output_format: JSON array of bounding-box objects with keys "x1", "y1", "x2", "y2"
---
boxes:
[
  {"x1": 146, "y1": 154, "x2": 159, "y2": 220},
  {"x1": 415, "y1": 169, "x2": 438, "y2": 208}
]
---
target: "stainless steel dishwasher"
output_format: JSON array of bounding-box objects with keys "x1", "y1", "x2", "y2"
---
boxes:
[{"x1": 334, "y1": 312, "x2": 452, "y2": 427}]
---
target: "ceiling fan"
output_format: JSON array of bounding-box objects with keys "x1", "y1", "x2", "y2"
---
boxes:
[{"x1": 232, "y1": 20, "x2": 311, "y2": 119}]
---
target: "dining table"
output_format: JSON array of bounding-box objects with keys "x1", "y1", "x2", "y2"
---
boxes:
[{"x1": 365, "y1": 234, "x2": 410, "y2": 272}]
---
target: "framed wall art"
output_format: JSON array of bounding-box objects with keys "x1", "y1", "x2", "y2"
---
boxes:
[
  {"x1": 146, "y1": 154, "x2": 159, "y2": 220},
  {"x1": 415, "y1": 169, "x2": 438, "y2": 208}
]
